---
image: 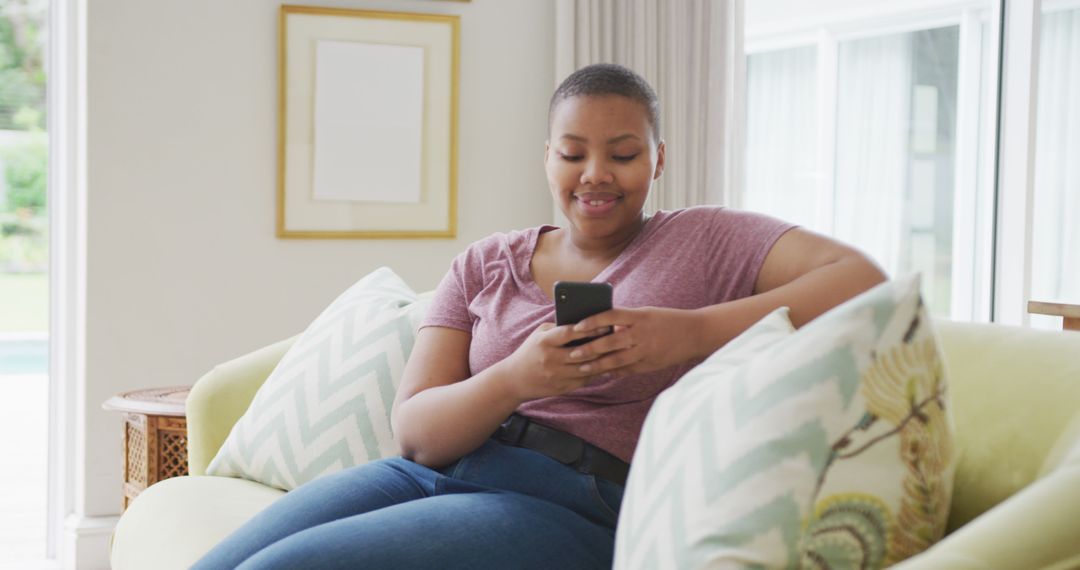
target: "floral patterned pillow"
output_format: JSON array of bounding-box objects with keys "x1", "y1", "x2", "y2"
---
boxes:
[{"x1": 615, "y1": 274, "x2": 955, "y2": 569}]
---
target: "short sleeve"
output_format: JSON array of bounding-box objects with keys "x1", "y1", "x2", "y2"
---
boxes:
[
  {"x1": 419, "y1": 249, "x2": 476, "y2": 334},
  {"x1": 707, "y1": 208, "x2": 797, "y2": 302}
]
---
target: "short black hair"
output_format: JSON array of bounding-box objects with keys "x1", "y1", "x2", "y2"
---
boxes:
[{"x1": 548, "y1": 63, "x2": 661, "y2": 143}]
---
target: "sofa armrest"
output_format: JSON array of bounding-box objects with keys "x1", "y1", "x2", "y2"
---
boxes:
[
  {"x1": 186, "y1": 336, "x2": 298, "y2": 475},
  {"x1": 892, "y1": 454, "x2": 1080, "y2": 570}
]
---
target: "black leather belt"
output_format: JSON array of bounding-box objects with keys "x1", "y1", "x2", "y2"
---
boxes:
[{"x1": 493, "y1": 413, "x2": 629, "y2": 487}]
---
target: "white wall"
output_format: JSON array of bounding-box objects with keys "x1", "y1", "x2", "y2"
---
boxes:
[{"x1": 78, "y1": 0, "x2": 554, "y2": 559}]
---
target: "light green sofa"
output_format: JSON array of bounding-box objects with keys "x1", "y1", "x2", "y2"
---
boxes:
[{"x1": 110, "y1": 321, "x2": 1080, "y2": 569}]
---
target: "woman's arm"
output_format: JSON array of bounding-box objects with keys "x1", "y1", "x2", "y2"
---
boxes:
[
  {"x1": 391, "y1": 323, "x2": 607, "y2": 468},
  {"x1": 689, "y1": 227, "x2": 887, "y2": 358},
  {"x1": 564, "y1": 227, "x2": 887, "y2": 374},
  {"x1": 390, "y1": 327, "x2": 519, "y2": 468}
]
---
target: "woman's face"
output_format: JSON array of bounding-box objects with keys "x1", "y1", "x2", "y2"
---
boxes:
[{"x1": 545, "y1": 95, "x2": 665, "y2": 241}]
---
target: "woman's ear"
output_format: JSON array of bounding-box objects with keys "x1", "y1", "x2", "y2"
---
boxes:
[
  {"x1": 544, "y1": 141, "x2": 550, "y2": 165},
  {"x1": 654, "y1": 140, "x2": 666, "y2": 180}
]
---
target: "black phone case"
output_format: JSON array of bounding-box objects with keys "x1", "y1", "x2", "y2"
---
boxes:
[{"x1": 554, "y1": 281, "x2": 613, "y2": 347}]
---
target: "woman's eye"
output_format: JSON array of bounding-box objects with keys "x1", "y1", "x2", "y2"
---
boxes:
[
  {"x1": 559, "y1": 153, "x2": 583, "y2": 162},
  {"x1": 613, "y1": 154, "x2": 639, "y2": 162}
]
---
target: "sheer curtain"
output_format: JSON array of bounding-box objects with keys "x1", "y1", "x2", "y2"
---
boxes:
[
  {"x1": 744, "y1": 46, "x2": 819, "y2": 230},
  {"x1": 1032, "y1": 7, "x2": 1080, "y2": 310},
  {"x1": 553, "y1": 0, "x2": 743, "y2": 214},
  {"x1": 833, "y1": 34, "x2": 913, "y2": 275},
  {"x1": 744, "y1": 34, "x2": 917, "y2": 275}
]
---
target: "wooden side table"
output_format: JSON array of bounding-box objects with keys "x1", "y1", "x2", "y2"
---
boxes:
[
  {"x1": 1028, "y1": 301, "x2": 1080, "y2": 332},
  {"x1": 102, "y1": 386, "x2": 191, "y2": 510}
]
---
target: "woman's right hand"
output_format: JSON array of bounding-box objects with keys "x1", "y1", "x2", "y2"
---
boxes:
[{"x1": 498, "y1": 322, "x2": 613, "y2": 402}]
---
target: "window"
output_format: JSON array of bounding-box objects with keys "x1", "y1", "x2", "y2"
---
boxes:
[
  {"x1": 0, "y1": 0, "x2": 50, "y2": 564},
  {"x1": 1030, "y1": 1, "x2": 1080, "y2": 328},
  {"x1": 744, "y1": 0, "x2": 998, "y2": 320}
]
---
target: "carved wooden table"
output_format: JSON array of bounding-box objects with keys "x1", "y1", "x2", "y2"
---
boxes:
[{"x1": 102, "y1": 386, "x2": 191, "y2": 511}]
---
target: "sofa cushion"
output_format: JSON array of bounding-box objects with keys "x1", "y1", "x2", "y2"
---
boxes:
[
  {"x1": 206, "y1": 267, "x2": 429, "y2": 490},
  {"x1": 934, "y1": 320, "x2": 1080, "y2": 532},
  {"x1": 614, "y1": 274, "x2": 955, "y2": 570},
  {"x1": 110, "y1": 476, "x2": 284, "y2": 570}
]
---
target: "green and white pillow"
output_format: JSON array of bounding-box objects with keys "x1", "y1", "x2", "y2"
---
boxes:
[
  {"x1": 614, "y1": 274, "x2": 955, "y2": 569},
  {"x1": 206, "y1": 267, "x2": 429, "y2": 491}
]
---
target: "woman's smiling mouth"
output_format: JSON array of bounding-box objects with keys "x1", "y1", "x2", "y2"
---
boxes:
[{"x1": 574, "y1": 192, "x2": 620, "y2": 216}]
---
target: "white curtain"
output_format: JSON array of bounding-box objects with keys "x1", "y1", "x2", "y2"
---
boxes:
[
  {"x1": 1032, "y1": 8, "x2": 1080, "y2": 305},
  {"x1": 553, "y1": 0, "x2": 744, "y2": 214},
  {"x1": 833, "y1": 34, "x2": 913, "y2": 274},
  {"x1": 744, "y1": 46, "x2": 819, "y2": 230}
]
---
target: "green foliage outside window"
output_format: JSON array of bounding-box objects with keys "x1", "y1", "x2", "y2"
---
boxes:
[
  {"x1": 0, "y1": 1, "x2": 46, "y2": 131},
  {"x1": 0, "y1": 0, "x2": 48, "y2": 273},
  {"x1": 2, "y1": 133, "x2": 45, "y2": 213},
  {"x1": 0, "y1": 134, "x2": 47, "y2": 271}
]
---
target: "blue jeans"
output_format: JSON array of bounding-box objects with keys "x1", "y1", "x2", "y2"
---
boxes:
[{"x1": 191, "y1": 437, "x2": 625, "y2": 569}]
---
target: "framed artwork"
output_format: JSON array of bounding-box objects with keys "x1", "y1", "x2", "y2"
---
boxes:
[{"x1": 278, "y1": 5, "x2": 459, "y2": 238}]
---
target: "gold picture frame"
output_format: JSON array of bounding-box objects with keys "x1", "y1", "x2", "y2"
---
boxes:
[{"x1": 277, "y1": 5, "x2": 459, "y2": 239}]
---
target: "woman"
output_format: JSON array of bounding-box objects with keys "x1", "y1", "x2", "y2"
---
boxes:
[{"x1": 193, "y1": 63, "x2": 885, "y2": 569}]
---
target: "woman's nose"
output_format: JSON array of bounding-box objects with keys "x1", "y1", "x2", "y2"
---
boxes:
[{"x1": 580, "y1": 159, "x2": 614, "y2": 186}]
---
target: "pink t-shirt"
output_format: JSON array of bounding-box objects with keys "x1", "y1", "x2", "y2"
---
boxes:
[{"x1": 420, "y1": 206, "x2": 795, "y2": 463}]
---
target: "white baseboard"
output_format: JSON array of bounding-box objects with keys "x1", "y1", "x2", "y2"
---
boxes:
[{"x1": 62, "y1": 514, "x2": 119, "y2": 570}]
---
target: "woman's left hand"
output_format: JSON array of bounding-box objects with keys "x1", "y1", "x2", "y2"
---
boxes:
[{"x1": 565, "y1": 307, "x2": 703, "y2": 377}]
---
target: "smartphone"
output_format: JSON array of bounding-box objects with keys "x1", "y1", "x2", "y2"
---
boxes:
[{"x1": 554, "y1": 281, "x2": 614, "y2": 347}]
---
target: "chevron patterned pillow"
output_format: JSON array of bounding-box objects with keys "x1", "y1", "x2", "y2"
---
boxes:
[
  {"x1": 206, "y1": 267, "x2": 429, "y2": 491},
  {"x1": 614, "y1": 274, "x2": 955, "y2": 570}
]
